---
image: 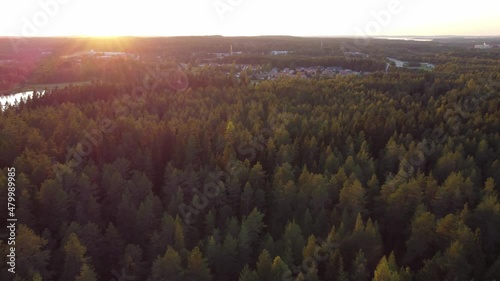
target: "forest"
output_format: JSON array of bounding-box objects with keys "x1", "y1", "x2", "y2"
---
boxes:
[{"x1": 0, "y1": 37, "x2": 500, "y2": 281}]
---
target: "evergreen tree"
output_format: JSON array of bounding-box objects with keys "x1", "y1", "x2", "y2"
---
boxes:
[
  {"x1": 16, "y1": 225, "x2": 51, "y2": 280},
  {"x1": 221, "y1": 233, "x2": 239, "y2": 279},
  {"x1": 283, "y1": 221, "x2": 306, "y2": 265},
  {"x1": 350, "y1": 250, "x2": 369, "y2": 281},
  {"x1": 186, "y1": 246, "x2": 212, "y2": 281},
  {"x1": 325, "y1": 249, "x2": 344, "y2": 281},
  {"x1": 404, "y1": 209, "x2": 436, "y2": 266},
  {"x1": 75, "y1": 264, "x2": 98, "y2": 281},
  {"x1": 239, "y1": 264, "x2": 259, "y2": 281},
  {"x1": 338, "y1": 179, "x2": 366, "y2": 215},
  {"x1": 256, "y1": 249, "x2": 273, "y2": 281},
  {"x1": 272, "y1": 256, "x2": 291, "y2": 281},
  {"x1": 103, "y1": 223, "x2": 125, "y2": 277},
  {"x1": 174, "y1": 215, "x2": 186, "y2": 252},
  {"x1": 120, "y1": 244, "x2": 146, "y2": 281},
  {"x1": 37, "y1": 179, "x2": 69, "y2": 233},
  {"x1": 149, "y1": 246, "x2": 183, "y2": 281},
  {"x1": 60, "y1": 233, "x2": 87, "y2": 281}
]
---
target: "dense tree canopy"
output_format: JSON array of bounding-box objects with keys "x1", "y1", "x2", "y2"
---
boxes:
[{"x1": 1, "y1": 37, "x2": 499, "y2": 280}]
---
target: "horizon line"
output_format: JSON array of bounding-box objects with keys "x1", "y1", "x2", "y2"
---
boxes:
[{"x1": 1, "y1": 34, "x2": 500, "y2": 39}]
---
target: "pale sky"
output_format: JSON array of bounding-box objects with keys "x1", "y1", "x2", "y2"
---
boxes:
[{"x1": 0, "y1": 0, "x2": 499, "y2": 37}]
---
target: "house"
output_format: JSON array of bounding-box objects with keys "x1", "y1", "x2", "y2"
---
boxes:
[
  {"x1": 475, "y1": 43, "x2": 492, "y2": 49},
  {"x1": 345, "y1": 51, "x2": 369, "y2": 58},
  {"x1": 270, "y1": 50, "x2": 289, "y2": 55}
]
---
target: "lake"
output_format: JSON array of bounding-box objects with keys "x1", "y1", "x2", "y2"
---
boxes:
[{"x1": 374, "y1": 37, "x2": 434, "y2": 42}]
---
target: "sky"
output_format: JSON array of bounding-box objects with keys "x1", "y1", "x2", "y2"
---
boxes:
[{"x1": 0, "y1": 0, "x2": 499, "y2": 37}]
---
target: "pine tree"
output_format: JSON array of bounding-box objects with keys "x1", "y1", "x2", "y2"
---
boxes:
[
  {"x1": 173, "y1": 215, "x2": 186, "y2": 252},
  {"x1": 302, "y1": 235, "x2": 317, "y2": 260},
  {"x1": 116, "y1": 191, "x2": 137, "y2": 242},
  {"x1": 37, "y1": 179, "x2": 69, "y2": 233},
  {"x1": 204, "y1": 235, "x2": 218, "y2": 260},
  {"x1": 243, "y1": 208, "x2": 266, "y2": 246},
  {"x1": 404, "y1": 210, "x2": 436, "y2": 266},
  {"x1": 221, "y1": 233, "x2": 239, "y2": 278},
  {"x1": 256, "y1": 249, "x2": 273, "y2": 281},
  {"x1": 17, "y1": 187, "x2": 36, "y2": 227},
  {"x1": 186, "y1": 246, "x2": 212, "y2": 281},
  {"x1": 350, "y1": 250, "x2": 369, "y2": 281},
  {"x1": 102, "y1": 171, "x2": 127, "y2": 218},
  {"x1": 272, "y1": 256, "x2": 291, "y2": 281},
  {"x1": 241, "y1": 182, "x2": 255, "y2": 217},
  {"x1": 373, "y1": 255, "x2": 397, "y2": 281},
  {"x1": 136, "y1": 194, "x2": 156, "y2": 239},
  {"x1": 238, "y1": 221, "x2": 252, "y2": 266},
  {"x1": 120, "y1": 244, "x2": 145, "y2": 281},
  {"x1": 325, "y1": 249, "x2": 344, "y2": 281},
  {"x1": 283, "y1": 221, "x2": 306, "y2": 265},
  {"x1": 77, "y1": 223, "x2": 104, "y2": 276},
  {"x1": 162, "y1": 164, "x2": 184, "y2": 204},
  {"x1": 372, "y1": 252, "x2": 410, "y2": 281},
  {"x1": 150, "y1": 246, "x2": 183, "y2": 281},
  {"x1": 60, "y1": 233, "x2": 87, "y2": 281},
  {"x1": 249, "y1": 162, "x2": 266, "y2": 189},
  {"x1": 338, "y1": 178, "x2": 366, "y2": 215},
  {"x1": 103, "y1": 223, "x2": 125, "y2": 276},
  {"x1": 302, "y1": 209, "x2": 315, "y2": 238},
  {"x1": 205, "y1": 210, "x2": 216, "y2": 236},
  {"x1": 16, "y1": 225, "x2": 50, "y2": 280},
  {"x1": 473, "y1": 178, "x2": 500, "y2": 264},
  {"x1": 432, "y1": 172, "x2": 476, "y2": 216},
  {"x1": 75, "y1": 264, "x2": 98, "y2": 281},
  {"x1": 239, "y1": 264, "x2": 259, "y2": 281},
  {"x1": 441, "y1": 241, "x2": 473, "y2": 281},
  {"x1": 226, "y1": 216, "x2": 240, "y2": 238}
]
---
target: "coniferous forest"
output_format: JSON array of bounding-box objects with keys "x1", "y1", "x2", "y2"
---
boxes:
[{"x1": 0, "y1": 37, "x2": 500, "y2": 281}]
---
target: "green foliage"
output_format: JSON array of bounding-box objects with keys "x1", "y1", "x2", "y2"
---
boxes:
[
  {"x1": 239, "y1": 264, "x2": 259, "y2": 281},
  {"x1": 1, "y1": 38, "x2": 499, "y2": 281},
  {"x1": 283, "y1": 221, "x2": 306, "y2": 265},
  {"x1": 325, "y1": 249, "x2": 346, "y2": 281},
  {"x1": 373, "y1": 253, "x2": 410, "y2": 281},
  {"x1": 75, "y1": 264, "x2": 98, "y2": 281},
  {"x1": 60, "y1": 233, "x2": 88, "y2": 281},
  {"x1": 272, "y1": 256, "x2": 291, "y2": 281},
  {"x1": 404, "y1": 209, "x2": 436, "y2": 266},
  {"x1": 256, "y1": 249, "x2": 273, "y2": 281},
  {"x1": 338, "y1": 179, "x2": 366, "y2": 215},
  {"x1": 186, "y1": 246, "x2": 212, "y2": 281},
  {"x1": 16, "y1": 225, "x2": 50, "y2": 280},
  {"x1": 351, "y1": 250, "x2": 369, "y2": 281},
  {"x1": 150, "y1": 246, "x2": 183, "y2": 281}
]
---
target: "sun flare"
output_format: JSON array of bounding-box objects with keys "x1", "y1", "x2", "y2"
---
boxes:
[{"x1": 1, "y1": 0, "x2": 499, "y2": 37}]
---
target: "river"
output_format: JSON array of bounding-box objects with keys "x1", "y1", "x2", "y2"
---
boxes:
[
  {"x1": 0, "y1": 90, "x2": 46, "y2": 111},
  {"x1": 387, "y1": 57, "x2": 406, "y2": 67}
]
